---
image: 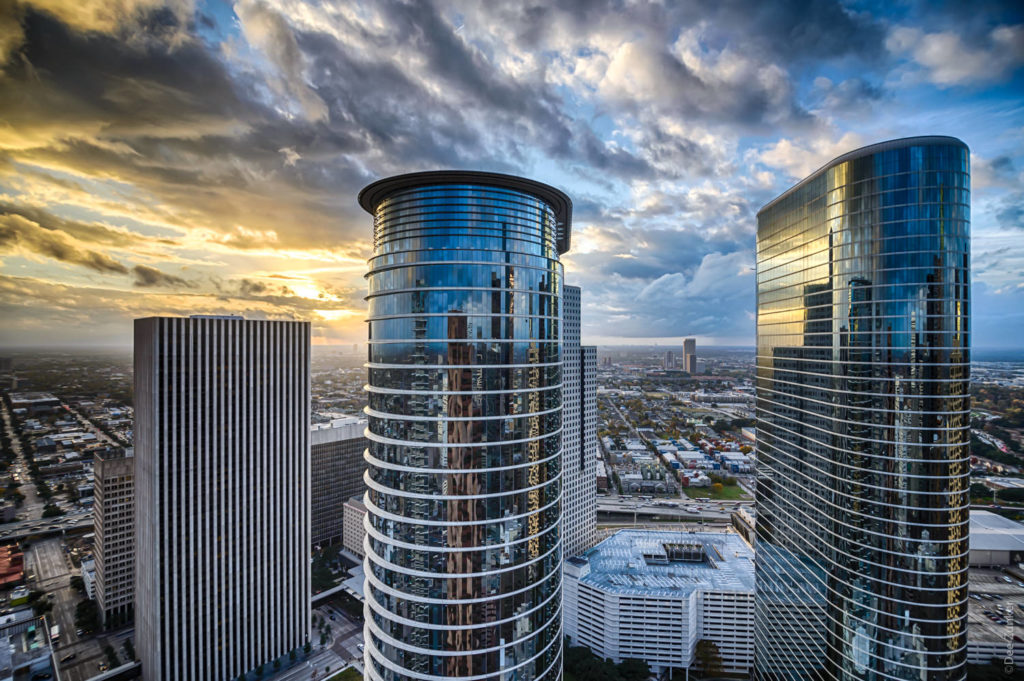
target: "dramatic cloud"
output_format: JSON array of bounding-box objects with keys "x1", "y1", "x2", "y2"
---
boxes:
[
  {"x1": 888, "y1": 24, "x2": 1024, "y2": 86},
  {"x1": 0, "y1": 0, "x2": 1023, "y2": 346},
  {"x1": 131, "y1": 264, "x2": 194, "y2": 288},
  {"x1": 0, "y1": 212, "x2": 129, "y2": 274}
]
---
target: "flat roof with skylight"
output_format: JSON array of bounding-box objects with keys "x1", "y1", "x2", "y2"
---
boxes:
[{"x1": 573, "y1": 529, "x2": 755, "y2": 597}]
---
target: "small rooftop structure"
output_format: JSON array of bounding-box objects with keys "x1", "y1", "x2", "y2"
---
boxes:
[{"x1": 311, "y1": 415, "x2": 366, "y2": 444}]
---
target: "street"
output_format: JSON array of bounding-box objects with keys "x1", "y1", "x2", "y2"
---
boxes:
[
  {"x1": 25, "y1": 537, "x2": 114, "y2": 680},
  {"x1": 1, "y1": 399, "x2": 43, "y2": 514},
  {"x1": 267, "y1": 602, "x2": 365, "y2": 681}
]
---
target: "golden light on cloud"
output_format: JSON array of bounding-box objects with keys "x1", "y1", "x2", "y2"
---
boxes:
[{"x1": 316, "y1": 309, "x2": 360, "y2": 321}]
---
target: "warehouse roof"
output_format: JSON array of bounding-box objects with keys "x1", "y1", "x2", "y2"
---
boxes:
[{"x1": 971, "y1": 510, "x2": 1024, "y2": 552}]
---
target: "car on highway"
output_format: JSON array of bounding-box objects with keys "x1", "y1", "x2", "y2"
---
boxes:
[{"x1": 59, "y1": 653, "x2": 76, "y2": 663}]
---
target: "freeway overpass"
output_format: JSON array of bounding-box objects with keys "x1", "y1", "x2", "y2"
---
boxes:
[
  {"x1": 596, "y1": 498, "x2": 752, "y2": 523},
  {"x1": 0, "y1": 512, "x2": 93, "y2": 542}
]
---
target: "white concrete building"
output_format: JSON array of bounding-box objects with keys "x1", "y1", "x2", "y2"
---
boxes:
[
  {"x1": 81, "y1": 558, "x2": 97, "y2": 601},
  {"x1": 564, "y1": 529, "x2": 755, "y2": 677},
  {"x1": 562, "y1": 285, "x2": 598, "y2": 557},
  {"x1": 134, "y1": 316, "x2": 310, "y2": 681},
  {"x1": 343, "y1": 496, "x2": 366, "y2": 559}
]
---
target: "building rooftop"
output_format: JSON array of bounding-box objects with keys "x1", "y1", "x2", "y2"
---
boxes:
[
  {"x1": 757, "y1": 135, "x2": 968, "y2": 216},
  {"x1": 311, "y1": 416, "x2": 366, "y2": 444},
  {"x1": 8, "y1": 392, "x2": 59, "y2": 404},
  {"x1": 971, "y1": 510, "x2": 1024, "y2": 552},
  {"x1": 358, "y1": 170, "x2": 573, "y2": 253},
  {"x1": 575, "y1": 529, "x2": 755, "y2": 597}
]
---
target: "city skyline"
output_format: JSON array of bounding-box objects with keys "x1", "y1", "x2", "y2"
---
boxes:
[{"x1": 1, "y1": 1, "x2": 1023, "y2": 349}]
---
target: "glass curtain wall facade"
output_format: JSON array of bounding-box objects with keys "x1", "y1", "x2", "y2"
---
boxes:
[
  {"x1": 753, "y1": 137, "x2": 970, "y2": 681},
  {"x1": 359, "y1": 171, "x2": 572, "y2": 681}
]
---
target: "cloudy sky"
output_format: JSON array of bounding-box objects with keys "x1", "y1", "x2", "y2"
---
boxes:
[{"x1": 0, "y1": 0, "x2": 1022, "y2": 348}]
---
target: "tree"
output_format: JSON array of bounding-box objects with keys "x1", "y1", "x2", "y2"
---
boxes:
[
  {"x1": 617, "y1": 658, "x2": 650, "y2": 681},
  {"x1": 42, "y1": 503, "x2": 64, "y2": 518},
  {"x1": 290, "y1": 649, "x2": 297, "y2": 663},
  {"x1": 971, "y1": 483, "x2": 994, "y2": 500},
  {"x1": 28, "y1": 590, "x2": 52, "y2": 616},
  {"x1": 103, "y1": 644, "x2": 120, "y2": 668},
  {"x1": 124, "y1": 638, "x2": 136, "y2": 661},
  {"x1": 70, "y1": 575, "x2": 85, "y2": 593},
  {"x1": 74, "y1": 599, "x2": 100, "y2": 634},
  {"x1": 303, "y1": 641, "x2": 312, "y2": 655},
  {"x1": 563, "y1": 641, "x2": 622, "y2": 681},
  {"x1": 694, "y1": 639, "x2": 724, "y2": 677},
  {"x1": 273, "y1": 658, "x2": 281, "y2": 671},
  {"x1": 711, "y1": 482, "x2": 724, "y2": 494}
]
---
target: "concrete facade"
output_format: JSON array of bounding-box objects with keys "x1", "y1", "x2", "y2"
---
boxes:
[
  {"x1": 135, "y1": 316, "x2": 310, "y2": 681},
  {"x1": 93, "y1": 446, "x2": 134, "y2": 627},
  {"x1": 311, "y1": 417, "x2": 367, "y2": 547}
]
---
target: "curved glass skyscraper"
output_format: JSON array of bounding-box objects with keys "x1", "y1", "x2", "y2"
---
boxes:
[
  {"x1": 753, "y1": 137, "x2": 970, "y2": 681},
  {"x1": 358, "y1": 171, "x2": 571, "y2": 681}
]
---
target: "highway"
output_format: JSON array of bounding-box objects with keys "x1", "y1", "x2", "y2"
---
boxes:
[
  {"x1": 596, "y1": 496, "x2": 752, "y2": 523},
  {"x1": 0, "y1": 508, "x2": 92, "y2": 541}
]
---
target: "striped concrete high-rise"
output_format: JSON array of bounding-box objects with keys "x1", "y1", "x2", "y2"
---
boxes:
[
  {"x1": 135, "y1": 316, "x2": 311, "y2": 681},
  {"x1": 561, "y1": 285, "x2": 598, "y2": 558}
]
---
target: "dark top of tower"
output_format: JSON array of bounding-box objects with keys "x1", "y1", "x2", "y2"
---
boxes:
[
  {"x1": 358, "y1": 170, "x2": 573, "y2": 254},
  {"x1": 757, "y1": 135, "x2": 969, "y2": 217}
]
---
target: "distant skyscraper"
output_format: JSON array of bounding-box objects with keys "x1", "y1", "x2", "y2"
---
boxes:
[
  {"x1": 753, "y1": 137, "x2": 970, "y2": 680},
  {"x1": 563, "y1": 285, "x2": 598, "y2": 558},
  {"x1": 311, "y1": 416, "x2": 367, "y2": 547},
  {"x1": 683, "y1": 338, "x2": 696, "y2": 374},
  {"x1": 93, "y1": 446, "x2": 134, "y2": 628},
  {"x1": 134, "y1": 316, "x2": 311, "y2": 681},
  {"x1": 359, "y1": 171, "x2": 570, "y2": 681},
  {"x1": 663, "y1": 350, "x2": 676, "y2": 369}
]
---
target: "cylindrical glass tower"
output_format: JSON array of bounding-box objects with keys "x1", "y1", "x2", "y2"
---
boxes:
[
  {"x1": 358, "y1": 171, "x2": 571, "y2": 681},
  {"x1": 753, "y1": 137, "x2": 970, "y2": 680}
]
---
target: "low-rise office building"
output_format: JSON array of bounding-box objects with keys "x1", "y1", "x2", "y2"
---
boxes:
[
  {"x1": 0, "y1": 613, "x2": 55, "y2": 680},
  {"x1": 311, "y1": 417, "x2": 367, "y2": 547},
  {"x1": 564, "y1": 529, "x2": 755, "y2": 677}
]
